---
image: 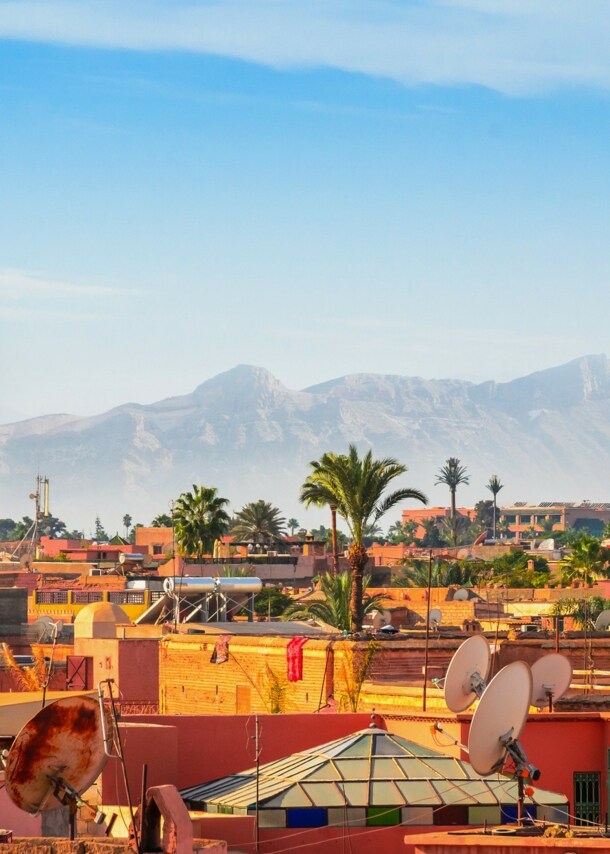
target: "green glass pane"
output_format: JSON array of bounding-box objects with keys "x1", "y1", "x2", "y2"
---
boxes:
[
  {"x1": 302, "y1": 762, "x2": 341, "y2": 781},
  {"x1": 395, "y1": 758, "x2": 436, "y2": 779},
  {"x1": 340, "y1": 782, "x2": 369, "y2": 806},
  {"x1": 338, "y1": 736, "x2": 371, "y2": 757},
  {"x1": 301, "y1": 783, "x2": 346, "y2": 807},
  {"x1": 334, "y1": 759, "x2": 370, "y2": 780},
  {"x1": 389, "y1": 736, "x2": 443, "y2": 757},
  {"x1": 367, "y1": 807, "x2": 401, "y2": 826},
  {"x1": 371, "y1": 758, "x2": 401, "y2": 778},
  {"x1": 396, "y1": 780, "x2": 441, "y2": 805},
  {"x1": 373, "y1": 735, "x2": 404, "y2": 756},
  {"x1": 370, "y1": 780, "x2": 402, "y2": 805}
]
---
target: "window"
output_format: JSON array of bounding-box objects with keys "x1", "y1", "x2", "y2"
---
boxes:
[
  {"x1": 519, "y1": 514, "x2": 531, "y2": 524},
  {"x1": 574, "y1": 771, "x2": 600, "y2": 825},
  {"x1": 503, "y1": 515, "x2": 516, "y2": 523}
]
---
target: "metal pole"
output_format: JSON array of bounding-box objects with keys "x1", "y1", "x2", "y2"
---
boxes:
[
  {"x1": 255, "y1": 713, "x2": 260, "y2": 854},
  {"x1": 422, "y1": 549, "x2": 433, "y2": 712}
]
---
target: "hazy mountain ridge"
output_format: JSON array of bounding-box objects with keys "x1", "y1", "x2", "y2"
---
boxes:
[{"x1": 2, "y1": 355, "x2": 610, "y2": 530}]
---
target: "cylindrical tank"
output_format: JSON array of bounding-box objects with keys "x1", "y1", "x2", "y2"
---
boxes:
[
  {"x1": 214, "y1": 578, "x2": 262, "y2": 594},
  {"x1": 163, "y1": 577, "x2": 216, "y2": 596}
]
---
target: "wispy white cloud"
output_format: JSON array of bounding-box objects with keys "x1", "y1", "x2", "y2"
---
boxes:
[
  {"x1": 0, "y1": 1, "x2": 610, "y2": 94},
  {"x1": 0, "y1": 268, "x2": 133, "y2": 299}
]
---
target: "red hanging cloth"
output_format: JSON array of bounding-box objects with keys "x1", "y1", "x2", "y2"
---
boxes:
[{"x1": 286, "y1": 637, "x2": 308, "y2": 681}]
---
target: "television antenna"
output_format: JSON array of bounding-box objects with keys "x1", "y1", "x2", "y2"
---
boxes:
[
  {"x1": 3, "y1": 696, "x2": 109, "y2": 838},
  {"x1": 444, "y1": 635, "x2": 491, "y2": 713},
  {"x1": 530, "y1": 654, "x2": 572, "y2": 711},
  {"x1": 468, "y1": 660, "x2": 539, "y2": 825},
  {"x1": 594, "y1": 609, "x2": 610, "y2": 631}
]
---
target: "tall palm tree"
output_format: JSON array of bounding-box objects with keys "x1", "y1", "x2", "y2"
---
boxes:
[
  {"x1": 436, "y1": 457, "x2": 469, "y2": 519},
  {"x1": 230, "y1": 500, "x2": 286, "y2": 545},
  {"x1": 287, "y1": 517, "x2": 300, "y2": 536},
  {"x1": 486, "y1": 475, "x2": 504, "y2": 539},
  {"x1": 300, "y1": 445, "x2": 427, "y2": 631},
  {"x1": 173, "y1": 484, "x2": 230, "y2": 561},
  {"x1": 441, "y1": 515, "x2": 469, "y2": 547},
  {"x1": 282, "y1": 572, "x2": 384, "y2": 632}
]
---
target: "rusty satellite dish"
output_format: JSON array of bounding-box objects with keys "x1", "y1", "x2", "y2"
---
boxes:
[{"x1": 5, "y1": 695, "x2": 108, "y2": 815}]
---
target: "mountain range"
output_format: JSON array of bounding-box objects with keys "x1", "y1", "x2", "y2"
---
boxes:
[{"x1": 2, "y1": 354, "x2": 610, "y2": 532}]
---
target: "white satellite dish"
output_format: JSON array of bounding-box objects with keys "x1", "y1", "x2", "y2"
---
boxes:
[
  {"x1": 530, "y1": 654, "x2": 572, "y2": 709},
  {"x1": 28, "y1": 616, "x2": 55, "y2": 643},
  {"x1": 453, "y1": 588, "x2": 469, "y2": 601},
  {"x1": 468, "y1": 661, "x2": 536, "y2": 778},
  {"x1": 595, "y1": 609, "x2": 610, "y2": 631},
  {"x1": 444, "y1": 635, "x2": 491, "y2": 713},
  {"x1": 429, "y1": 608, "x2": 442, "y2": 628}
]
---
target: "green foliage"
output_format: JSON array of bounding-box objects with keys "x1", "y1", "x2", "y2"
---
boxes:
[
  {"x1": 560, "y1": 534, "x2": 610, "y2": 585},
  {"x1": 435, "y1": 457, "x2": 469, "y2": 517},
  {"x1": 122, "y1": 514, "x2": 132, "y2": 537},
  {"x1": 94, "y1": 516, "x2": 108, "y2": 541},
  {"x1": 488, "y1": 550, "x2": 550, "y2": 588},
  {"x1": 282, "y1": 571, "x2": 384, "y2": 632},
  {"x1": 550, "y1": 595, "x2": 610, "y2": 630},
  {"x1": 151, "y1": 513, "x2": 172, "y2": 527},
  {"x1": 387, "y1": 519, "x2": 418, "y2": 546},
  {"x1": 230, "y1": 500, "x2": 286, "y2": 544},
  {"x1": 300, "y1": 445, "x2": 427, "y2": 630},
  {"x1": 253, "y1": 587, "x2": 293, "y2": 618},
  {"x1": 417, "y1": 517, "x2": 443, "y2": 548},
  {"x1": 287, "y1": 517, "x2": 300, "y2": 535},
  {"x1": 395, "y1": 558, "x2": 481, "y2": 588},
  {"x1": 173, "y1": 484, "x2": 230, "y2": 558},
  {"x1": 0, "y1": 518, "x2": 16, "y2": 540},
  {"x1": 440, "y1": 515, "x2": 471, "y2": 547}
]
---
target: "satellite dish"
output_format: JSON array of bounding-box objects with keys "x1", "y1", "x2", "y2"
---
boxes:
[
  {"x1": 429, "y1": 608, "x2": 442, "y2": 628},
  {"x1": 444, "y1": 635, "x2": 491, "y2": 713},
  {"x1": 5, "y1": 695, "x2": 108, "y2": 815},
  {"x1": 595, "y1": 609, "x2": 610, "y2": 631},
  {"x1": 454, "y1": 588, "x2": 469, "y2": 601},
  {"x1": 468, "y1": 661, "x2": 533, "y2": 777},
  {"x1": 530, "y1": 655, "x2": 572, "y2": 708},
  {"x1": 54, "y1": 620, "x2": 64, "y2": 635}
]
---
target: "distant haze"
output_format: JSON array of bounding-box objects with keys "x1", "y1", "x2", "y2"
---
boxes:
[{"x1": 1, "y1": 354, "x2": 610, "y2": 535}]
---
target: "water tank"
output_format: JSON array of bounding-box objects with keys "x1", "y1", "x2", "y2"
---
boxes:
[
  {"x1": 214, "y1": 577, "x2": 262, "y2": 594},
  {"x1": 163, "y1": 577, "x2": 216, "y2": 596}
]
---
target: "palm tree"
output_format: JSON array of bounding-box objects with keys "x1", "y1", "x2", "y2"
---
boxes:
[
  {"x1": 282, "y1": 571, "x2": 384, "y2": 632},
  {"x1": 396, "y1": 558, "x2": 482, "y2": 588},
  {"x1": 287, "y1": 517, "x2": 300, "y2": 536},
  {"x1": 230, "y1": 500, "x2": 286, "y2": 545},
  {"x1": 151, "y1": 513, "x2": 172, "y2": 528},
  {"x1": 560, "y1": 535, "x2": 610, "y2": 586},
  {"x1": 436, "y1": 458, "x2": 469, "y2": 519},
  {"x1": 300, "y1": 445, "x2": 427, "y2": 631},
  {"x1": 173, "y1": 484, "x2": 230, "y2": 561},
  {"x1": 440, "y1": 515, "x2": 469, "y2": 547},
  {"x1": 122, "y1": 514, "x2": 132, "y2": 539},
  {"x1": 387, "y1": 519, "x2": 417, "y2": 546},
  {"x1": 486, "y1": 475, "x2": 503, "y2": 539}
]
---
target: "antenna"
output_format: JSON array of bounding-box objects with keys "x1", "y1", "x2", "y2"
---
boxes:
[
  {"x1": 594, "y1": 609, "x2": 610, "y2": 631},
  {"x1": 530, "y1": 654, "x2": 572, "y2": 711},
  {"x1": 444, "y1": 635, "x2": 491, "y2": 713},
  {"x1": 429, "y1": 608, "x2": 442, "y2": 629},
  {"x1": 3, "y1": 695, "x2": 109, "y2": 836},
  {"x1": 453, "y1": 588, "x2": 469, "y2": 601},
  {"x1": 468, "y1": 661, "x2": 538, "y2": 825}
]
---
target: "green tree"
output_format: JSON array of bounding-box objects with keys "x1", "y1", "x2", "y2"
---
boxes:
[
  {"x1": 230, "y1": 500, "x2": 286, "y2": 545},
  {"x1": 387, "y1": 519, "x2": 418, "y2": 546},
  {"x1": 11, "y1": 517, "x2": 34, "y2": 541},
  {"x1": 173, "y1": 484, "x2": 230, "y2": 560},
  {"x1": 39, "y1": 515, "x2": 68, "y2": 539},
  {"x1": 436, "y1": 457, "x2": 469, "y2": 519},
  {"x1": 489, "y1": 551, "x2": 550, "y2": 588},
  {"x1": 418, "y1": 517, "x2": 443, "y2": 548},
  {"x1": 395, "y1": 558, "x2": 482, "y2": 588},
  {"x1": 300, "y1": 445, "x2": 427, "y2": 631},
  {"x1": 0, "y1": 518, "x2": 16, "y2": 540},
  {"x1": 282, "y1": 571, "x2": 384, "y2": 632},
  {"x1": 94, "y1": 516, "x2": 108, "y2": 541},
  {"x1": 440, "y1": 514, "x2": 471, "y2": 547},
  {"x1": 253, "y1": 587, "x2": 293, "y2": 618},
  {"x1": 122, "y1": 514, "x2": 133, "y2": 539},
  {"x1": 152, "y1": 513, "x2": 172, "y2": 527},
  {"x1": 560, "y1": 535, "x2": 610, "y2": 586},
  {"x1": 486, "y1": 475, "x2": 504, "y2": 539},
  {"x1": 287, "y1": 518, "x2": 300, "y2": 536},
  {"x1": 550, "y1": 595, "x2": 610, "y2": 631}
]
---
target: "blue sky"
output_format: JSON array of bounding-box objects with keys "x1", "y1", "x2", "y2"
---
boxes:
[{"x1": 1, "y1": 1, "x2": 610, "y2": 420}]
